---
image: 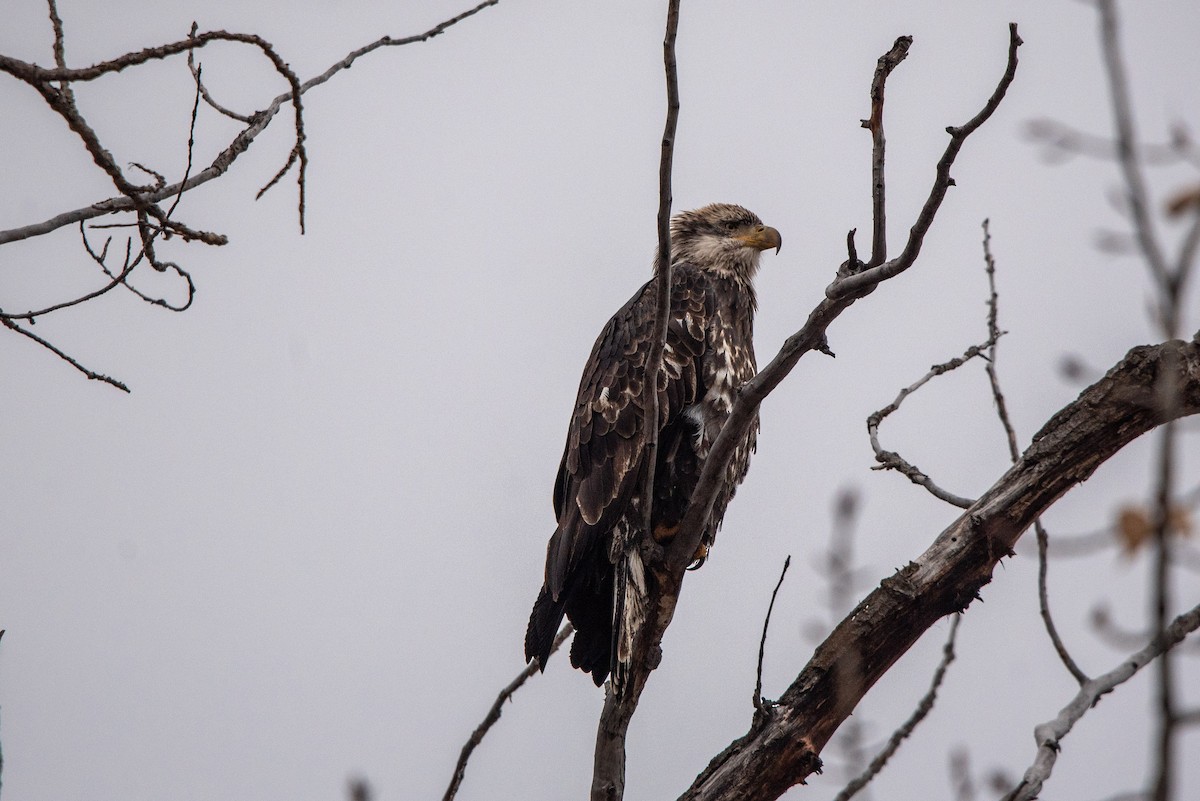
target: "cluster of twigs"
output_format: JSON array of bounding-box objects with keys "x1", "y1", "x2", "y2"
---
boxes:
[{"x1": 0, "y1": 0, "x2": 499, "y2": 391}]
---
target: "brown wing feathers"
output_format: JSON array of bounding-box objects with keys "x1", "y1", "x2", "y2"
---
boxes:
[{"x1": 524, "y1": 270, "x2": 712, "y2": 682}]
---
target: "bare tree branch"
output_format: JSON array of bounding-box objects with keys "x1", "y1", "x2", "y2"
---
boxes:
[
  {"x1": 0, "y1": 316, "x2": 129, "y2": 392},
  {"x1": 187, "y1": 26, "x2": 254, "y2": 124},
  {"x1": 1002, "y1": 600, "x2": 1200, "y2": 801},
  {"x1": 980, "y1": 220, "x2": 1090, "y2": 684},
  {"x1": 1096, "y1": 0, "x2": 1171, "y2": 290},
  {"x1": 671, "y1": 25, "x2": 1023, "y2": 573},
  {"x1": 753, "y1": 556, "x2": 791, "y2": 715},
  {"x1": 866, "y1": 336, "x2": 997, "y2": 509},
  {"x1": 0, "y1": 0, "x2": 500, "y2": 247},
  {"x1": 0, "y1": 29, "x2": 305, "y2": 238},
  {"x1": 1034, "y1": 521, "x2": 1090, "y2": 684},
  {"x1": 827, "y1": 24, "x2": 1023, "y2": 300},
  {"x1": 831, "y1": 614, "x2": 961, "y2": 801},
  {"x1": 442, "y1": 623, "x2": 573, "y2": 801},
  {"x1": 592, "y1": 4, "x2": 680, "y2": 799},
  {"x1": 864, "y1": 36, "x2": 912, "y2": 267},
  {"x1": 680, "y1": 338, "x2": 1200, "y2": 801}
]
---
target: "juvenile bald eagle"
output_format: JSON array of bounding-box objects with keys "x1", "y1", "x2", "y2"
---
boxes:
[{"x1": 525, "y1": 203, "x2": 781, "y2": 687}]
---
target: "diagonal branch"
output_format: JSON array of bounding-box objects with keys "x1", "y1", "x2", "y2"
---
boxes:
[
  {"x1": 831, "y1": 614, "x2": 961, "y2": 801},
  {"x1": 753, "y1": 555, "x2": 791, "y2": 715},
  {"x1": 981, "y1": 219, "x2": 1089, "y2": 685},
  {"x1": 0, "y1": 316, "x2": 129, "y2": 392},
  {"x1": 866, "y1": 336, "x2": 997, "y2": 509},
  {"x1": 680, "y1": 337, "x2": 1200, "y2": 801},
  {"x1": 1002, "y1": 600, "x2": 1200, "y2": 801},
  {"x1": 0, "y1": 0, "x2": 501, "y2": 247},
  {"x1": 670, "y1": 25, "x2": 1023, "y2": 573},
  {"x1": 442, "y1": 623, "x2": 572, "y2": 801}
]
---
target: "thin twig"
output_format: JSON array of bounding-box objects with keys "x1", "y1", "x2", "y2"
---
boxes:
[
  {"x1": 0, "y1": 226, "x2": 143, "y2": 320},
  {"x1": 753, "y1": 555, "x2": 791, "y2": 715},
  {"x1": 831, "y1": 614, "x2": 961, "y2": 801},
  {"x1": 981, "y1": 220, "x2": 1089, "y2": 684},
  {"x1": 1097, "y1": 0, "x2": 1171, "y2": 290},
  {"x1": 1034, "y1": 522, "x2": 1090, "y2": 683},
  {"x1": 441, "y1": 623, "x2": 572, "y2": 801},
  {"x1": 981, "y1": 220, "x2": 1019, "y2": 461},
  {"x1": 639, "y1": 0, "x2": 682, "y2": 546},
  {"x1": 1024, "y1": 118, "x2": 1200, "y2": 170},
  {"x1": 866, "y1": 337, "x2": 998, "y2": 509},
  {"x1": 0, "y1": 0, "x2": 500, "y2": 247},
  {"x1": 1002, "y1": 601, "x2": 1200, "y2": 801},
  {"x1": 0, "y1": 317, "x2": 129, "y2": 392},
  {"x1": 829, "y1": 24, "x2": 1023, "y2": 301},
  {"x1": 187, "y1": 24, "x2": 254, "y2": 123}
]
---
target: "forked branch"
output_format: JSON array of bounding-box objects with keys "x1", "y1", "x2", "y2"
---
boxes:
[
  {"x1": 681, "y1": 337, "x2": 1200, "y2": 801},
  {"x1": 590, "y1": 22, "x2": 1023, "y2": 801}
]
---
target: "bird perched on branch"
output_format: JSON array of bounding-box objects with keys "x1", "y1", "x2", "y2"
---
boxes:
[{"x1": 525, "y1": 203, "x2": 781, "y2": 689}]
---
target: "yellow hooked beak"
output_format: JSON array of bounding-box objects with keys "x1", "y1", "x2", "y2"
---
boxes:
[{"x1": 736, "y1": 224, "x2": 782, "y2": 254}]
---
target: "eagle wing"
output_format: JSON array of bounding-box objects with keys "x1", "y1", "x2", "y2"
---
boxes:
[{"x1": 545, "y1": 266, "x2": 714, "y2": 600}]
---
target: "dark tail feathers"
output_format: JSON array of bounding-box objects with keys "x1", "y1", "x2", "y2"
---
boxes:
[
  {"x1": 525, "y1": 579, "x2": 613, "y2": 687},
  {"x1": 524, "y1": 585, "x2": 566, "y2": 670}
]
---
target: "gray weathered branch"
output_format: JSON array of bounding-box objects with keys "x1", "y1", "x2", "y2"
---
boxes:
[
  {"x1": 677, "y1": 336, "x2": 1200, "y2": 801},
  {"x1": 1002, "y1": 600, "x2": 1200, "y2": 801}
]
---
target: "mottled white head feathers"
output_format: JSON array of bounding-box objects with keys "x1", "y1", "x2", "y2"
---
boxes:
[{"x1": 667, "y1": 203, "x2": 781, "y2": 281}]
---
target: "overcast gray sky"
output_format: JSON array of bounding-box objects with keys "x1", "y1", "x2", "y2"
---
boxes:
[{"x1": 2, "y1": 2, "x2": 1199, "y2": 800}]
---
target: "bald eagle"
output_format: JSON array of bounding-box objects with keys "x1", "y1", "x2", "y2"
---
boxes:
[{"x1": 525, "y1": 203, "x2": 781, "y2": 687}]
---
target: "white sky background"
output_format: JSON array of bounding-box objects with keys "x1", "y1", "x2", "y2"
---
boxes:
[{"x1": 1, "y1": 1, "x2": 1199, "y2": 800}]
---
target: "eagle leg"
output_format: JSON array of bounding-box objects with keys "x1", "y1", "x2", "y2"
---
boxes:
[{"x1": 651, "y1": 522, "x2": 680, "y2": 543}]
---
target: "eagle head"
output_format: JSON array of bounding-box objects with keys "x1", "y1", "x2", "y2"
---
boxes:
[{"x1": 668, "y1": 203, "x2": 782, "y2": 281}]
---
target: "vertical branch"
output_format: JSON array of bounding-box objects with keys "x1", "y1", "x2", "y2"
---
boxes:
[
  {"x1": 1003, "y1": 602, "x2": 1200, "y2": 801},
  {"x1": 864, "y1": 36, "x2": 912, "y2": 267},
  {"x1": 593, "y1": 5, "x2": 680, "y2": 801},
  {"x1": 640, "y1": 0, "x2": 682, "y2": 541},
  {"x1": 1097, "y1": 0, "x2": 1170, "y2": 291},
  {"x1": 831, "y1": 615, "x2": 961, "y2": 801},
  {"x1": 982, "y1": 220, "x2": 1089, "y2": 684},
  {"x1": 1150, "y1": 416, "x2": 1178, "y2": 801},
  {"x1": 46, "y1": 0, "x2": 67, "y2": 72},
  {"x1": 753, "y1": 555, "x2": 791, "y2": 714},
  {"x1": 1094, "y1": 4, "x2": 1191, "y2": 798}
]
